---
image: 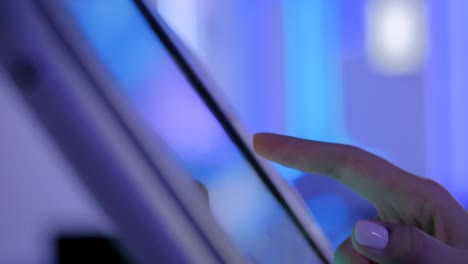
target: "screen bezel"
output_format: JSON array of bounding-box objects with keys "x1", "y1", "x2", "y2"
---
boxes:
[{"x1": 132, "y1": 1, "x2": 331, "y2": 262}]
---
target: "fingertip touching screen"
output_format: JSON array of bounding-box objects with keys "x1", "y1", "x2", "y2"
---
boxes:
[{"x1": 64, "y1": 0, "x2": 324, "y2": 262}]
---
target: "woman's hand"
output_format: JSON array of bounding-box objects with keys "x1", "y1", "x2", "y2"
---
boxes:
[{"x1": 253, "y1": 133, "x2": 468, "y2": 264}]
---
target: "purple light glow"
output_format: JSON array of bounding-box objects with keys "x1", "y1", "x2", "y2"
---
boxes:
[{"x1": 138, "y1": 65, "x2": 225, "y2": 164}]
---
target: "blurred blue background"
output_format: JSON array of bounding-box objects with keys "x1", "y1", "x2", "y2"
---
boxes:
[{"x1": 1, "y1": 0, "x2": 467, "y2": 263}]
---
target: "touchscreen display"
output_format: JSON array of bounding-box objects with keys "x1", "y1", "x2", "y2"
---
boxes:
[{"x1": 65, "y1": 1, "x2": 323, "y2": 262}]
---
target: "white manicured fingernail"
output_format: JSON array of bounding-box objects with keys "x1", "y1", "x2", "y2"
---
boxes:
[{"x1": 354, "y1": 220, "x2": 389, "y2": 249}]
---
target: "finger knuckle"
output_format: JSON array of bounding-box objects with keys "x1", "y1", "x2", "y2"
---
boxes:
[
  {"x1": 418, "y1": 178, "x2": 451, "y2": 201},
  {"x1": 421, "y1": 178, "x2": 444, "y2": 192},
  {"x1": 327, "y1": 144, "x2": 365, "y2": 179},
  {"x1": 341, "y1": 145, "x2": 364, "y2": 165}
]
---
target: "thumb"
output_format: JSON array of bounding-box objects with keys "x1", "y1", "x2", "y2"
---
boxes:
[{"x1": 350, "y1": 220, "x2": 466, "y2": 264}]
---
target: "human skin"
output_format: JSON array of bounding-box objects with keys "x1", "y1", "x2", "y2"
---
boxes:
[{"x1": 253, "y1": 133, "x2": 468, "y2": 264}]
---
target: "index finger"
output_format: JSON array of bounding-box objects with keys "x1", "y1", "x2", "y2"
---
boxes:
[{"x1": 253, "y1": 133, "x2": 416, "y2": 202}]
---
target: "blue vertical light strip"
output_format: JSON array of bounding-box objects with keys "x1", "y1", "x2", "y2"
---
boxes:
[
  {"x1": 322, "y1": 0, "x2": 346, "y2": 144},
  {"x1": 282, "y1": 0, "x2": 346, "y2": 143},
  {"x1": 281, "y1": 0, "x2": 347, "y2": 183},
  {"x1": 425, "y1": 0, "x2": 452, "y2": 189},
  {"x1": 283, "y1": 0, "x2": 326, "y2": 141},
  {"x1": 448, "y1": 1, "x2": 468, "y2": 202},
  {"x1": 281, "y1": 0, "x2": 321, "y2": 182}
]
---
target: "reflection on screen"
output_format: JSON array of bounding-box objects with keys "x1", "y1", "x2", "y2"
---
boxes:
[{"x1": 65, "y1": 1, "x2": 322, "y2": 262}]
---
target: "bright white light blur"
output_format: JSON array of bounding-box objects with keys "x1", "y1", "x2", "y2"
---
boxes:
[
  {"x1": 155, "y1": 0, "x2": 201, "y2": 54},
  {"x1": 377, "y1": 4, "x2": 415, "y2": 58},
  {"x1": 366, "y1": 0, "x2": 428, "y2": 74}
]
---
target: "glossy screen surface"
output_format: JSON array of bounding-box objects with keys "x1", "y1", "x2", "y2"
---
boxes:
[{"x1": 64, "y1": 1, "x2": 323, "y2": 262}]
